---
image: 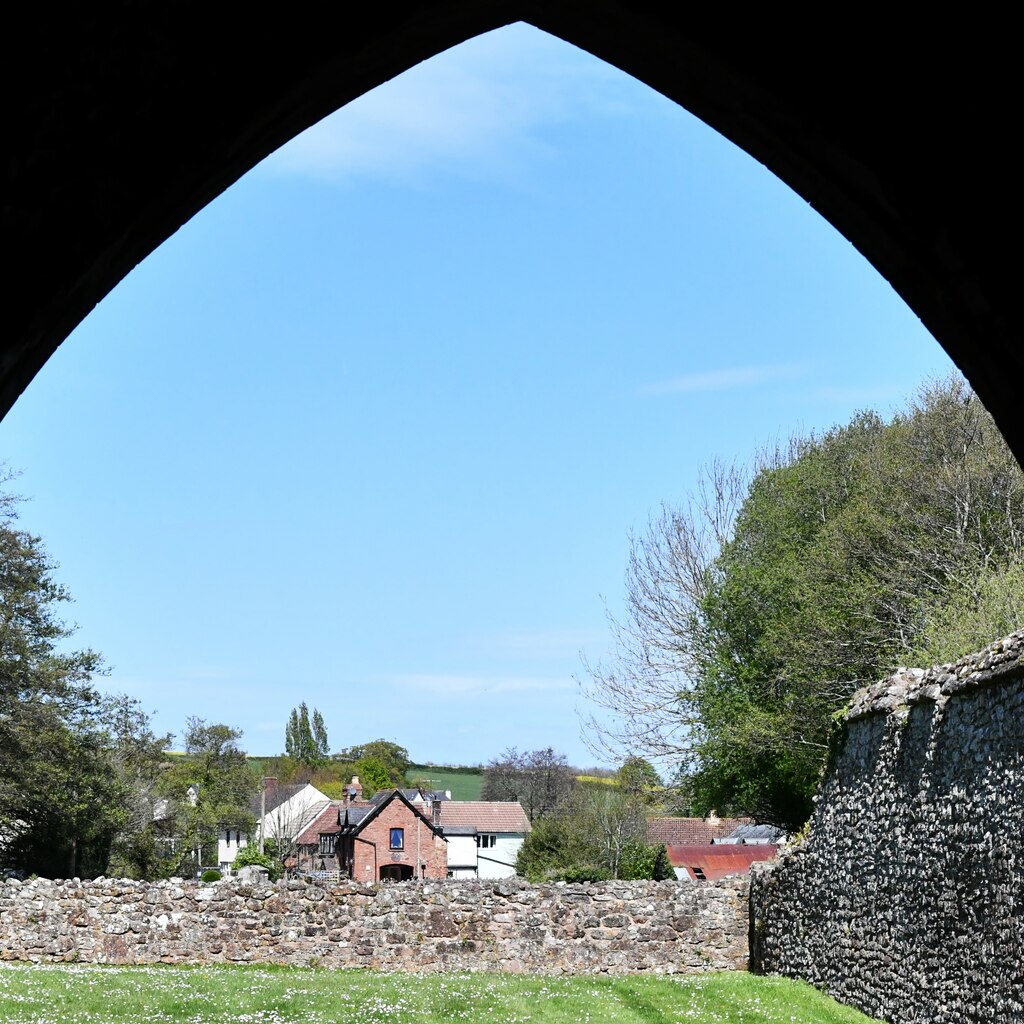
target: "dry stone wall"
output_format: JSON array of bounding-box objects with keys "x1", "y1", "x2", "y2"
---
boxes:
[
  {"x1": 750, "y1": 631, "x2": 1024, "y2": 1024},
  {"x1": 0, "y1": 876, "x2": 748, "y2": 975}
]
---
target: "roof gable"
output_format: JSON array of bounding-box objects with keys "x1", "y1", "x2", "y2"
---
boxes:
[
  {"x1": 347, "y1": 789, "x2": 446, "y2": 840},
  {"x1": 369, "y1": 788, "x2": 422, "y2": 806},
  {"x1": 251, "y1": 782, "x2": 331, "y2": 818},
  {"x1": 295, "y1": 803, "x2": 342, "y2": 845}
]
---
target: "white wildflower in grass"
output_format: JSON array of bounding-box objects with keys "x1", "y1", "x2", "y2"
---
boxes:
[{"x1": 0, "y1": 964, "x2": 880, "y2": 1023}]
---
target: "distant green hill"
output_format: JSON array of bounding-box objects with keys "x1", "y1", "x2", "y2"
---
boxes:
[
  {"x1": 405, "y1": 765, "x2": 484, "y2": 801},
  {"x1": 244, "y1": 760, "x2": 639, "y2": 804}
]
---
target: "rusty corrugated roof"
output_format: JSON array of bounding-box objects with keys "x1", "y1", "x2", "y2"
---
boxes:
[{"x1": 666, "y1": 843, "x2": 779, "y2": 880}]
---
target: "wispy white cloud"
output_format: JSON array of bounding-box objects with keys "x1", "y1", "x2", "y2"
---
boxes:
[
  {"x1": 379, "y1": 672, "x2": 574, "y2": 697},
  {"x1": 177, "y1": 665, "x2": 239, "y2": 682},
  {"x1": 811, "y1": 383, "x2": 905, "y2": 406},
  {"x1": 641, "y1": 363, "x2": 808, "y2": 395},
  {"x1": 252, "y1": 720, "x2": 285, "y2": 736},
  {"x1": 472, "y1": 626, "x2": 606, "y2": 660},
  {"x1": 261, "y1": 24, "x2": 635, "y2": 185},
  {"x1": 102, "y1": 666, "x2": 239, "y2": 698}
]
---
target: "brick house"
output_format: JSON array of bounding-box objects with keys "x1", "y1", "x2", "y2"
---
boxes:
[{"x1": 295, "y1": 788, "x2": 447, "y2": 882}]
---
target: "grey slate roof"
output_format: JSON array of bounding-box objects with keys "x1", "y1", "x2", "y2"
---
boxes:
[
  {"x1": 344, "y1": 806, "x2": 372, "y2": 826},
  {"x1": 718, "y1": 823, "x2": 788, "y2": 844},
  {"x1": 248, "y1": 783, "x2": 308, "y2": 817},
  {"x1": 369, "y1": 788, "x2": 421, "y2": 806}
]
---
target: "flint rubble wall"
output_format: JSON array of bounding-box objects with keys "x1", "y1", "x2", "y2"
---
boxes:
[{"x1": 750, "y1": 631, "x2": 1024, "y2": 1024}]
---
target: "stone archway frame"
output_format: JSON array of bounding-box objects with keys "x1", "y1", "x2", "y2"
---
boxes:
[{"x1": 5, "y1": 7, "x2": 1021, "y2": 455}]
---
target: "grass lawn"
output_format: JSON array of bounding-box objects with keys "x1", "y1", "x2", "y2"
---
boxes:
[{"x1": 0, "y1": 964, "x2": 880, "y2": 1024}]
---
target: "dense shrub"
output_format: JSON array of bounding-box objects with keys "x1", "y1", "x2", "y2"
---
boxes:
[
  {"x1": 232, "y1": 844, "x2": 280, "y2": 881},
  {"x1": 556, "y1": 865, "x2": 612, "y2": 883}
]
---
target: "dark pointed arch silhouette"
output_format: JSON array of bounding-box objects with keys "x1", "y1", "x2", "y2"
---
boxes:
[{"x1": 4, "y1": 6, "x2": 1020, "y2": 452}]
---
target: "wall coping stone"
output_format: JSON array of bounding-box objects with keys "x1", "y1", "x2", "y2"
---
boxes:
[{"x1": 845, "y1": 627, "x2": 1024, "y2": 721}]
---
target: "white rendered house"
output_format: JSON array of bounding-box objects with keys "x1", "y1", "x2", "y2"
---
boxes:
[
  {"x1": 437, "y1": 801, "x2": 531, "y2": 879},
  {"x1": 218, "y1": 780, "x2": 331, "y2": 874}
]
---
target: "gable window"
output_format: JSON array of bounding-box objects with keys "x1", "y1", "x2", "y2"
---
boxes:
[
  {"x1": 475, "y1": 834, "x2": 496, "y2": 849},
  {"x1": 389, "y1": 828, "x2": 404, "y2": 850}
]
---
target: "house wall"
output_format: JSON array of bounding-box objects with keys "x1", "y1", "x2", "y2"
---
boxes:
[
  {"x1": 442, "y1": 833, "x2": 523, "y2": 879},
  {"x1": 476, "y1": 834, "x2": 522, "y2": 879},
  {"x1": 750, "y1": 632, "x2": 1024, "y2": 1024},
  {"x1": 0, "y1": 875, "x2": 749, "y2": 974},
  {"x1": 351, "y1": 800, "x2": 447, "y2": 882},
  {"x1": 260, "y1": 786, "x2": 329, "y2": 847},
  {"x1": 445, "y1": 835, "x2": 477, "y2": 874},
  {"x1": 219, "y1": 787, "x2": 331, "y2": 875},
  {"x1": 217, "y1": 829, "x2": 247, "y2": 873}
]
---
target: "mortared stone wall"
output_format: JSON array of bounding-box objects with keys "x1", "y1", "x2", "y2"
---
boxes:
[{"x1": 0, "y1": 876, "x2": 748, "y2": 975}]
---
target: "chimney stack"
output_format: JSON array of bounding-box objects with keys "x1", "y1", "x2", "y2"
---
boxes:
[{"x1": 347, "y1": 775, "x2": 363, "y2": 805}]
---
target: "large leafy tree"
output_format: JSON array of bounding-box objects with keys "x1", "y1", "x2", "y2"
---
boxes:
[
  {"x1": 0, "y1": 476, "x2": 113, "y2": 876},
  {"x1": 101, "y1": 696, "x2": 175, "y2": 879},
  {"x1": 482, "y1": 746, "x2": 577, "y2": 822},
  {"x1": 332, "y1": 739, "x2": 410, "y2": 786},
  {"x1": 0, "y1": 475, "x2": 175, "y2": 878},
  {"x1": 583, "y1": 375, "x2": 1024, "y2": 829},
  {"x1": 515, "y1": 787, "x2": 666, "y2": 881},
  {"x1": 617, "y1": 756, "x2": 662, "y2": 800},
  {"x1": 159, "y1": 718, "x2": 255, "y2": 874}
]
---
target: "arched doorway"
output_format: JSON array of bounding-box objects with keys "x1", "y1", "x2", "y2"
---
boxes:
[{"x1": 380, "y1": 864, "x2": 415, "y2": 882}]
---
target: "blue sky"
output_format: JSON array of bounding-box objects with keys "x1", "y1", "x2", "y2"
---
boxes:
[{"x1": 0, "y1": 25, "x2": 954, "y2": 768}]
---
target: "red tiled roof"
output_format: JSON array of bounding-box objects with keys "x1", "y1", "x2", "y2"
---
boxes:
[
  {"x1": 647, "y1": 816, "x2": 750, "y2": 846},
  {"x1": 294, "y1": 803, "x2": 341, "y2": 846},
  {"x1": 666, "y1": 843, "x2": 778, "y2": 880},
  {"x1": 438, "y1": 802, "x2": 531, "y2": 833}
]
